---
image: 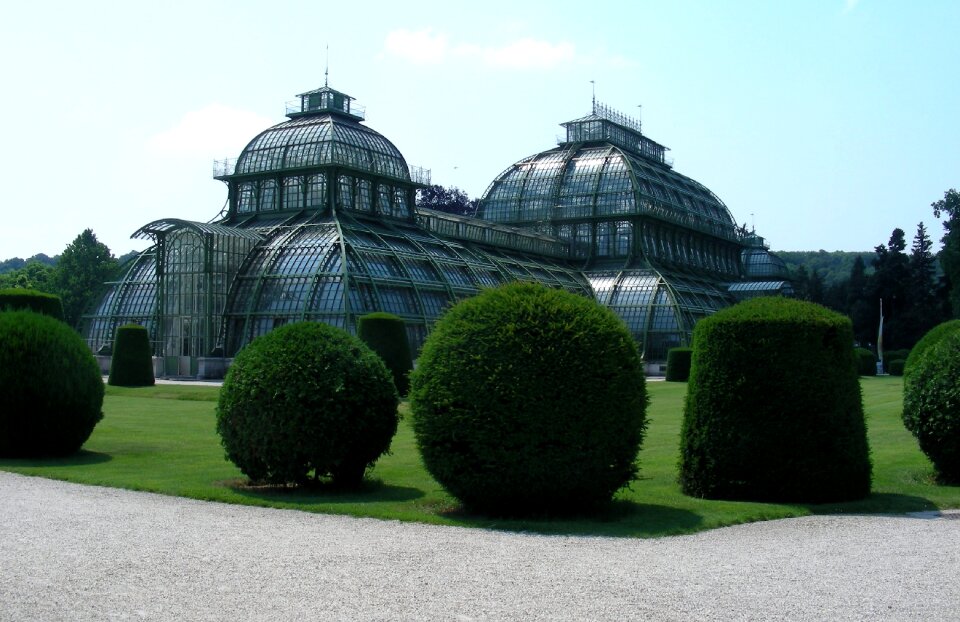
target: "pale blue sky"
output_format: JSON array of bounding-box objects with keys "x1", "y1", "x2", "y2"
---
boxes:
[{"x1": 1, "y1": 0, "x2": 957, "y2": 260}]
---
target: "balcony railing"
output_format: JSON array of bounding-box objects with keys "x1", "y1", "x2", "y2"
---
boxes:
[
  {"x1": 213, "y1": 158, "x2": 237, "y2": 178},
  {"x1": 409, "y1": 165, "x2": 431, "y2": 185}
]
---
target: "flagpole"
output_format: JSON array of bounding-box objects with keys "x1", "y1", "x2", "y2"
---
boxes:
[{"x1": 877, "y1": 298, "x2": 884, "y2": 374}]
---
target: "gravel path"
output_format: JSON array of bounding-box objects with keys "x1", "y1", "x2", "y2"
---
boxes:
[{"x1": 1, "y1": 471, "x2": 958, "y2": 621}]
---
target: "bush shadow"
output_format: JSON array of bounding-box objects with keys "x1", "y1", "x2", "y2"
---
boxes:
[
  {"x1": 221, "y1": 476, "x2": 425, "y2": 505},
  {"x1": 439, "y1": 499, "x2": 705, "y2": 538},
  {"x1": 0, "y1": 449, "x2": 113, "y2": 467},
  {"x1": 806, "y1": 492, "x2": 940, "y2": 515}
]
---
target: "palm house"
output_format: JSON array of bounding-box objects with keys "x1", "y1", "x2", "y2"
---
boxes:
[{"x1": 83, "y1": 82, "x2": 789, "y2": 377}]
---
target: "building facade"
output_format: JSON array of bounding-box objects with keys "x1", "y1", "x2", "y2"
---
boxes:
[{"x1": 83, "y1": 84, "x2": 790, "y2": 376}]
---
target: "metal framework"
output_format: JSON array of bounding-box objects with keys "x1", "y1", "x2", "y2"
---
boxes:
[{"x1": 83, "y1": 85, "x2": 790, "y2": 374}]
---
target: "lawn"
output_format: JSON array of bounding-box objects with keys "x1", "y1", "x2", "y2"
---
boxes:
[{"x1": 1, "y1": 377, "x2": 956, "y2": 538}]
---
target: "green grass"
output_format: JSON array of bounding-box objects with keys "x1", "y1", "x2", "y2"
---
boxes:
[{"x1": 1, "y1": 377, "x2": 956, "y2": 538}]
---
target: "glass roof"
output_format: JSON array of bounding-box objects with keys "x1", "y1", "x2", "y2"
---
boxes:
[
  {"x1": 232, "y1": 114, "x2": 410, "y2": 181},
  {"x1": 478, "y1": 144, "x2": 739, "y2": 243}
]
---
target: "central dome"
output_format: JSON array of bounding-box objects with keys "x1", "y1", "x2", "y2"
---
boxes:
[{"x1": 234, "y1": 88, "x2": 410, "y2": 182}]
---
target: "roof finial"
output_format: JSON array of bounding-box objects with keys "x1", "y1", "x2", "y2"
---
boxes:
[
  {"x1": 590, "y1": 80, "x2": 596, "y2": 112},
  {"x1": 324, "y1": 44, "x2": 329, "y2": 87}
]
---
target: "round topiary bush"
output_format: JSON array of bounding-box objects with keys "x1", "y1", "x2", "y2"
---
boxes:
[
  {"x1": 0, "y1": 310, "x2": 104, "y2": 457},
  {"x1": 887, "y1": 359, "x2": 906, "y2": 377},
  {"x1": 0, "y1": 288, "x2": 64, "y2": 321},
  {"x1": 409, "y1": 282, "x2": 648, "y2": 515},
  {"x1": 665, "y1": 347, "x2": 693, "y2": 382},
  {"x1": 108, "y1": 324, "x2": 155, "y2": 387},
  {"x1": 855, "y1": 347, "x2": 878, "y2": 376},
  {"x1": 679, "y1": 297, "x2": 871, "y2": 503},
  {"x1": 356, "y1": 312, "x2": 413, "y2": 396},
  {"x1": 216, "y1": 321, "x2": 399, "y2": 487},
  {"x1": 904, "y1": 319, "x2": 960, "y2": 379},
  {"x1": 902, "y1": 331, "x2": 960, "y2": 484}
]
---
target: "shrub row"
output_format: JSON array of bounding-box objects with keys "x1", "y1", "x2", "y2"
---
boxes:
[{"x1": 0, "y1": 288, "x2": 64, "y2": 320}]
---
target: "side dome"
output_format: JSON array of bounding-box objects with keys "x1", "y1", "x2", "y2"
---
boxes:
[{"x1": 477, "y1": 114, "x2": 739, "y2": 244}]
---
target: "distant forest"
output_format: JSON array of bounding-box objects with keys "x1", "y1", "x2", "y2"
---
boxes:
[{"x1": 775, "y1": 250, "x2": 875, "y2": 288}]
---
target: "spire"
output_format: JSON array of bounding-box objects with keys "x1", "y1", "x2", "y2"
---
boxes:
[
  {"x1": 590, "y1": 80, "x2": 596, "y2": 112},
  {"x1": 324, "y1": 45, "x2": 329, "y2": 87}
]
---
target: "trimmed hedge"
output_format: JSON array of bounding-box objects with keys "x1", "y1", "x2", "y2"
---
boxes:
[
  {"x1": 679, "y1": 297, "x2": 871, "y2": 503},
  {"x1": 409, "y1": 282, "x2": 648, "y2": 515},
  {"x1": 882, "y1": 348, "x2": 910, "y2": 371},
  {"x1": 905, "y1": 320, "x2": 960, "y2": 379},
  {"x1": 0, "y1": 310, "x2": 104, "y2": 457},
  {"x1": 855, "y1": 347, "x2": 877, "y2": 376},
  {"x1": 665, "y1": 347, "x2": 693, "y2": 382},
  {"x1": 902, "y1": 331, "x2": 960, "y2": 483},
  {"x1": 887, "y1": 359, "x2": 906, "y2": 376},
  {"x1": 216, "y1": 321, "x2": 399, "y2": 488},
  {"x1": 108, "y1": 324, "x2": 155, "y2": 387},
  {"x1": 357, "y1": 312, "x2": 413, "y2": 396},
  {"x1": 0, "y1": 288, "x2": 64, "y2": 321}
]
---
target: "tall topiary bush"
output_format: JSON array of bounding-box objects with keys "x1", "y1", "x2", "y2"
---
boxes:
[
  {"x1": 0, "y1": 310, "x2": 104, "y2": 457},
  {"x1": 902, "y1": 331, "x2": 960, "y2": 484},
  {"x1": 855, "y1": 347, "x2": 877, "y2": 376},
  {"x1": 679, "y1": 297, "x2": 871, "y2": 503},
  {"x1": 904, "y1": 319, "x2": 960, "y2": 379},
  {"x1": 108, "y1": 324, "x2": 155, "y2": 387},
  {"x1": 0, "y1": 288, "x2": 64, "y2": 321},
  {"x1": 216, "y1": 321, "x2": 399, "y2": 488},
  {"x1": 409, "y1": 282, "x2": 648, "y2": 515},
  {"x1": 665, "y1": 347, "x2": 693, "y2": 382},
  {"x1": 356, "y1": 312, "x2": 413, "y2": 396}
]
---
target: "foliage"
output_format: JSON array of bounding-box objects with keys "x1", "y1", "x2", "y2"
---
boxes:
[
  {"x1": 902, "y1": 331, "x2": 960, "y2": 483},
  {"x1": 0, "y1": 288, "x2": 64, "y2": 320},
  {"x1": 0, "y1": 310, "x2": 104, "y2": 457},
  {"x1": 855, "y1": 347, "x2": 877, "y2": 376},
  {"x1": 0, "y1": 261, "x2": 56, "y2": 292},
  {"x1": 356, "y1": 312, "x2": 413, "y2": 396},
  {"x1": 932, "y1": 188, "x2": 960, "y2": 317},
  {"x1": 0, "y1": 253, "x2": 57, "y2": 274},
  {"x1": 881, "y1": 348, "x2": 910, "y2": 370},
  {"x1": 3, "y1": 378, "x2": 954, "y2": 538},
  {"x1": 679, "y1": 297, "x2": 871, "y2": 503},
  {"x1": 409, "y1": 282, "x2": 648, "y2": 515},
  {"x1": 216, "y1": 321, "x2": 399, "y2": 488},
  {"x1": 52, "y1": 229, "x2": 118, "y2": 329},
  {"x1": 777, "y1": 250, "x2": 873, "y2": 289},
  {"x1": 665, "y1": 347, "x2": 693, "y2": 382},
  {"x1": 415, "y1": 184, "x2": 479, "y2": 217},
  {"x1": 108, "y1": 324, "x2": 155, "y2": 387},
  {"x1": 887, "y1": 359, "x2": 905, "y2": 376},
  {"x1": 904, "y1": 319, "x2": 960, "y2": 379}
]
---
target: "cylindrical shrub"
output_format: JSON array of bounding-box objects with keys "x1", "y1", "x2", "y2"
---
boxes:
[
  {"x1": 902, "y1": 331, "x2": 960, "y2": 484},
  {"x1": 216, "y1": 321, "x2": 399, "y2": 487},
  {"x1": 905, "y1": 319, "x2": 960, "y2": 379},
  {"x1": 855, "y1": 347, "x2": 877, "y2": 376},
  {"x1": 0, "y1": 310, "x2": 104, "y2": 457},
  {"x1": 0, "y1": 288, "x2": 64, "y2": 321},
  {"x1": 887, "y1": 359, "x2": 905, "y2": 377},
  {"x1": 882, "y1": 348, "x2": 910, "y2": 371},
  {"x1": 665, "y1": 347, "x2": 693, "y2": 382},
  {"x1": 356, "y1": 312, "x2": 413, "y2": 396},
  {"x1": 409, "y1": 282, "x2": 648, "y2": 515},
  {"x1": 108, "y1": 324, "x2": 155, "y2": 387},
  {"x1": 679, "y1": 297, "x2": 871, "y2": 503}
]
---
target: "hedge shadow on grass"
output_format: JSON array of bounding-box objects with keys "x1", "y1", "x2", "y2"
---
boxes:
[
  {"x1": 437, "y1": 500, "x2": 704, "y2": 537},
  {"x1": 0, "y1": 450, "x2": 113, "y2": 467},
  {"x1": 805, "y1": 492, "x2": 939, "y2": 515},
  {"x1": 222, "y1": 478, "x2": 425, "y2": 504}
]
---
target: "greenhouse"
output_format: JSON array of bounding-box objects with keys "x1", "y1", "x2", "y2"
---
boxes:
[{"x1": 83, "y1": 82, "x2": 789, "y2": 376}]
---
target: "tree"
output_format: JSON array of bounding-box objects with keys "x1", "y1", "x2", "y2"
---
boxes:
[
  {"x1": 870, "y1": 228, "x2": 911, "y2": 350},
  {"x1": 415, "y1": 185, "x2": 479, "y2": 217},
  {"x1": 0, "y1": 262, "x2": 56, "y2": 291},
  {"x1": 933, "y1": 188, "x2": 960, "y2": 317},
  {"x1": 899, "y1": 222, "x2": 946, "y2": 346},
  {"x1": 52, "y1": 229, "x2": 118, "y2": 329}
]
